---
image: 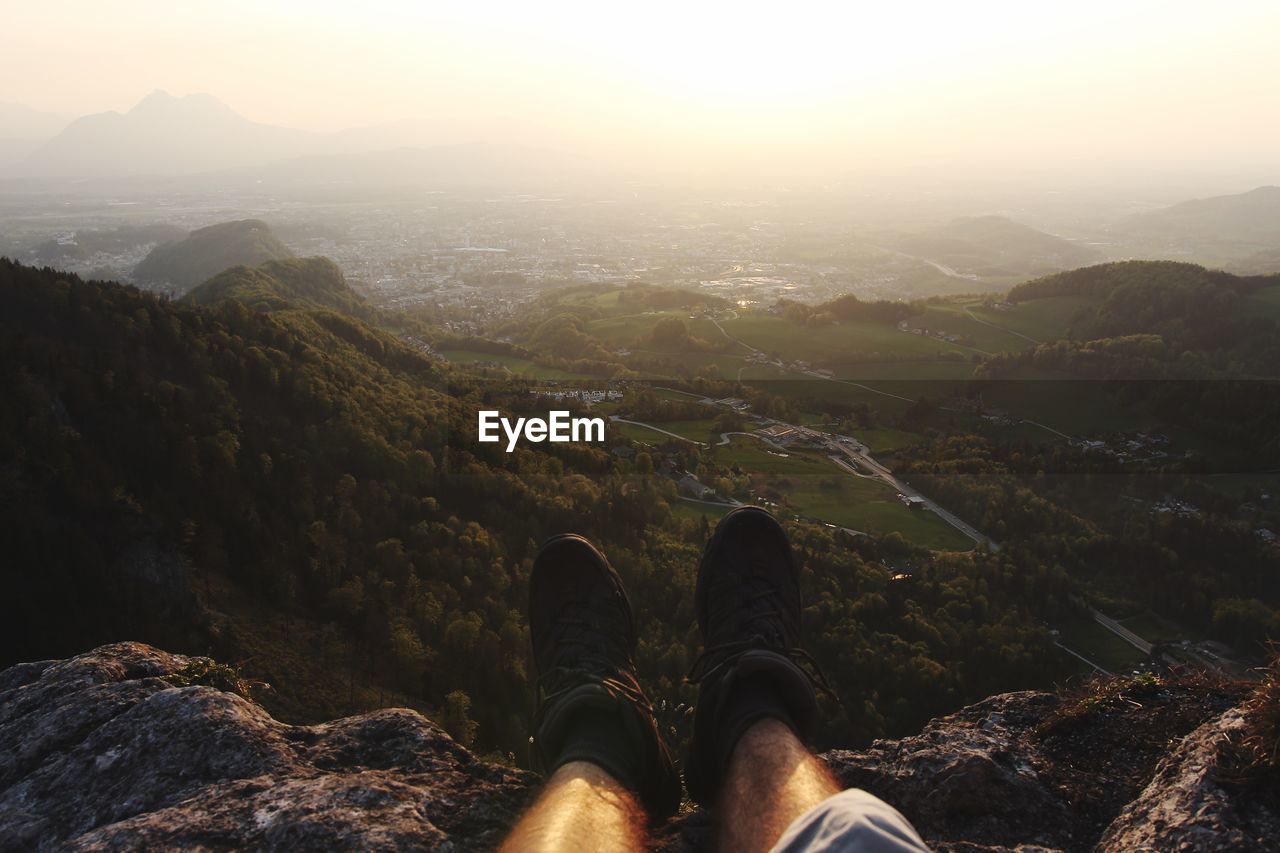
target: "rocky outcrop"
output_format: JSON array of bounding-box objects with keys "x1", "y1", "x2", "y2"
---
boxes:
[
  {"x1": 1, "y1": 644, "x2": 1275, "y2": 851},
  {"x1": 1100, "y1": 708, "x2": 1280, "y2": 851},
  {"x1": 0, "y1": 644, "x2": 534, "y2": 850}
]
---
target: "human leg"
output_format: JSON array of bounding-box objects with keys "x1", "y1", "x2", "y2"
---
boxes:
[
  {"x1": 500, "y1": 534, "x2": 680, "y2": 852},
  {"x1": 685, "y1": 507, "x2": 833, "y2": 807},
  {"x1": 685, "y1": 508, "x2": 927, "y2": 851},
  {"x1": 717, "y1": 718, "x2": 841, "y2": 853},
  {"x1": 499, "y1": 761, "x2": 647, "y2": 853}
]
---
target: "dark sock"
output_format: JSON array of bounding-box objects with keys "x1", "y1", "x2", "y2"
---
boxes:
[
  {"x1": 553, "y1": 707, "x2": 645, "y2": 792},
  {"x1": 715, "y1": 674, "x2": 799, "y2": 771}
]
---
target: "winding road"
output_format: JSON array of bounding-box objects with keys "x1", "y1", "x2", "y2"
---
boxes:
[{"x1": 608, "y1": 417, "x2": 707, "y2": 446}]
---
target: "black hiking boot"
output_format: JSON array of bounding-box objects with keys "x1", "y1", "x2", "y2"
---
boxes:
[
  {"x1": 685, "y1": 507, "x2": 835, "y2": 806},
  {"x1": 529, "y1": 533, "x2": 681, "y2": 818}
]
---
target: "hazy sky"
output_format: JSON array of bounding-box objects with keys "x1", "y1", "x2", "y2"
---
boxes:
[{"x1": 4, "y1": 0, "x2": 1279, "y2": 184}]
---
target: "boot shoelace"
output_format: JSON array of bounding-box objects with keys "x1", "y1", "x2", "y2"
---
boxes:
[
  {"x1": 685, "y1": 581, "x2": 838, "y2": 702},
  {"x1": 532, "y1": 600, "x2": 654, "y2": 739}
]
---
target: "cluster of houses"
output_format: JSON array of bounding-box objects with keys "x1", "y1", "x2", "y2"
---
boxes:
[
  {"x1": 1073, "y1": 433, "x2": 1172, "y2": 463},
  {"x1": 651, "y1": 457, "x2": 720, "y2": 501},
  {"x1": 531, "y1": 388, "x2": 623, "y2": 404},
  {"x1": 399, "y1": 334, "x2": 439, "y2": 358},
  {"x1": 745, "y1": 351, "x2": 781, "y2": 367},
  {"x1": 895, "y1": 321, "x2": 970, "y2": 345},
  {"x1": 1152, "y1": 498, "x2": 1201, "y2": 518}
]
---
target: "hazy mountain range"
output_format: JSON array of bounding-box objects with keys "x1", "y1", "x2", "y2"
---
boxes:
[
  {"x1": 1123, "y1": 186, "x2": 1280, "y2": 243},
  {"x1": 0, "y1": 102, "x2": 72, "y2": 165},
  {"x1": 20, "y1": 91, "x2": 328, "y2": 177},
  {"x1": 7, "y1": 90, "x2": 570, "y2": 183},
  {"x1": 893, "y1": 215, "x2": 1101, "y2": 279},
  {"x1": 1113, "y1": 185, "x2": 1280, "y2": 265}
]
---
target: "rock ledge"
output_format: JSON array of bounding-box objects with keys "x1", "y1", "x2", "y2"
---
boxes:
[{"x1": 1, "y1": 643, "x2": 1275, "y2": 851}]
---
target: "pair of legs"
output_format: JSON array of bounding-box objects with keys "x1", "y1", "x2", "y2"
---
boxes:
[
  {"x1": 500, "y1": 508, "x2": 927, "y2": 852},
  {"x1": 504, "y1": 718, "x2": 835, "y2": 853}
]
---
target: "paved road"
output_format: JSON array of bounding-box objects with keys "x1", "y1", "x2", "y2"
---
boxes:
[
  {"x1": 964, "y1": 306, "x2": 1042, "y2": 345},
  {"x1": 1092, "y1": 609, "x2": 1154, "y2": 655},
  {"x1": 828, "y1": 455, "x2": 877, "y2": 479},
  {"x1": 631, "y1": 395, "x2": 997, "y2": 550},
  {"x1": 802, "y1": 370, "x2": 918, "y2": 403},
  {"x1": 750, "y1": 414, "x2": 1001, "y2": 552},
  {"x1": 707, "y1": 315, "x2": 757, "y2": 354},
  {"x1": 676, "y1": 495, "x2": 743, "y2": 509},
  {"x1": 653, "y1": 386, "x2": 706, "y2": 400},
  {"x1": 609, "y1": 417, "x2": 707, "y2": 446},
  {"x1": 819, "y1": 425, "x2": 995, "y2": 549},
  {"x1": 1054, "y1": 641, "x2": 1113, "y2": 675},
  {"x1": 716, "y1": 431, "x2": 787, "y2": 449}
]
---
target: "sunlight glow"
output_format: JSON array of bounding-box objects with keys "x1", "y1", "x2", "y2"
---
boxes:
[{"x1": 3, "y1": 0, "x2": 1278, "y2": 181}]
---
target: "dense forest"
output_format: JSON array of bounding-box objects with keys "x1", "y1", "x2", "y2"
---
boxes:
[
  {"x1": 1, "y1": 259, "x2": 1085, "y2": 763},
  {"x1": 187, "y1": 257, "x2": 372, "y2": 318},
  {"x1": 776, "y1": 294, "x2": 923, "y2": 327},
  {"x1": 133, "y1": 219, "x2": 295, "y2": 292},
  {"x1": 894, "y1": 435, "x2": 1280, "y2": 646},
  {"x1": 1006, "y1": 261, "x2": 1280, "y2": 373}
]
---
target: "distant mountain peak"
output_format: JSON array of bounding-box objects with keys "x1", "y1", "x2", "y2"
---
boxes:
[
  {"x1": 21, "y1": 92, "x2": 315, "y2": 178},
  {"x1": 134, "y1": 88, "x2": 176, "y2": 106},
  {"x1": 129, "y1": 90, "x2": 235, "y2": 117},
  {"x1": 1121, "y1": 185, "x2": 1280, "y2": 251}
]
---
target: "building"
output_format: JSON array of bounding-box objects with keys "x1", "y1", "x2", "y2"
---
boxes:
[
  {"x1": 756, "y1": 424, "x2": 800, "y2": 445},
  {"x1": 677, "y1": 474, "x2": 715, "y2": 500}
]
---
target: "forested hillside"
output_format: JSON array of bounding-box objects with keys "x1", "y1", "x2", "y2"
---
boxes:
[
  {"x1": 1007, "y1": 261, "x2": 1280, "y2": 369},
  {"x1": 187, "y1": 256, "x2": 370, "y2": 317},
  {"x1": 132, "y1": 219, "x2": 294, "y2": 292},
  {"x1": 0, "y1": 259, "x2": 1083, "y2": 761}
]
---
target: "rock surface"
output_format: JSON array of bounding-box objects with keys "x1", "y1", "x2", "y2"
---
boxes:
[
  {"x1": 1099, "y1": 708, "x2": 1280, "y2": 851},
  {"x1": 1, "y1": 643, "x2": 1275, "y2": 851},
  {"x1": 0, "y1": 644, "x2": 534, "y2": 850}
]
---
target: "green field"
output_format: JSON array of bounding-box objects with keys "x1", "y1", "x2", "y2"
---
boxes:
[
  {"x1": 1056, "y1": 614, "x2": 1146, "y2": 673},
  {"x1": 610, "y1": 420, "x2": 706, "y2": 445},
  {"x1": 851, "y1": 427, "x2": 922, "y2": 454},
  {"x1": 918, "y1": 303, "x2": 1037, "y2": 352},
  {"x1": 586, "y1": 311, "x2": 723, "y2": 349},
  {"x1": 438, "y1": 349, "x2": 595, "y2": 380},
  {"x1": 650, "y1": 387, "x2": 707, "y2": 402},
  {"x1": 668, "y1": 499, "x2": 732, "y2": 523},
  {"x1": 831, "y1": 360, "x2": 977, "y2": 381},
  {"x1": 1120, "y1": 611, "x2": 1185, "y2": 645},
  {"x1": 967, "y1": 296, "x2": 1095, "y2": 343},
  {"x1": 720, "y1": 314, "x2": 976, "y2": 361},
  {"x1": 976, "y1": 369, "x2": 1149, "y2": 436},
  {"x1": 708, "y1": 436, "x2": 973, "y2": 550},
  {"x1": 637, "y1": 418, "x2": 721, "y2": 442}
]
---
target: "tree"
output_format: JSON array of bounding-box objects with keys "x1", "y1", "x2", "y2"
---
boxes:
[
  {"x1": 652, "y1": 317, "x2": 689, "y2": 346},
  {"x1": 441, "y1": 689, "x2": 479, "y2": 747}
]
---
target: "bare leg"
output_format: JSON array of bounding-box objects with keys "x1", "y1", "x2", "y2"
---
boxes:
[
  {"x1": 718, "y1": 718, "x2": 841, "y2": 853},
  {"x1": 500, "y1": 761, "x2": 648, "y2": 853}
]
